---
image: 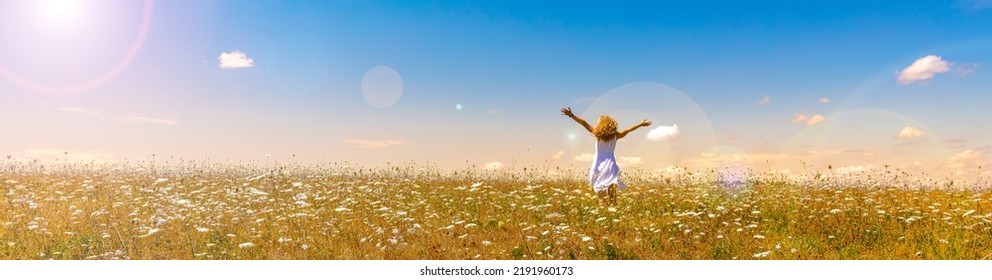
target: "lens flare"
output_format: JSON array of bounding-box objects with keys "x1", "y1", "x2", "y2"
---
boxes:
[
  {"x1": 35, "y1": 0, "x2": 85, "y2": 29},
  {"x1": 361, "y1": 66, "x2": 404, "y2": 109},
  {"x1": 0, "y1": 0, "x2": 153, "y2": 96}
]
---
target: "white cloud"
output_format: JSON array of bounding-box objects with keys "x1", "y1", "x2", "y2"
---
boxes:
[
  {"x1": 646, "y1": 124, "x2": 680, "y2": 141},
  {"x1": 897, "y1": 126, "x2": 927, "y2": 139},
  {"x1": 59, "y1": 107, "x2": 101, "y2": 116},
  {"x1": 793, "y1": 114, "x2": 825, "y2": 125},
  {"x1": 757, "y1": 95, "x2": 770, "y2": 106},
  {"x1": 790, "y1": 114, "x2": 808, "y2": 124},
  {"x1": 484, "y1": 161, "x2": 504, "y2": 170},
  {"x1": 945, "y1": 150, "x2": 982, "y2": 171},
  {"x1": 804, "y1": 115, "x2": 825, "y2": 125},
  {"x1": 618, "y1": 156, "x2": 643, "y2": 167},
  {"x1": 845, "y1": 149, "x2": 877, "y2": 157},
  {"x1": 60, "y1": 106, "x2": 176, "y2": 126},
  {"x1": 819, "y1": 98, "x2": 830, "y2": 104},
  {"x1": 116, "y1": 114, "x2": 178, "y2": 126},
  {"x1": 574, "y1": 153, "x2": 594, "y2": 162},
  {"x1": 835, "y1": 165, "x2": 874, "y2": 174},
  {"x1": 690, "y1": 152, "x2": 754, "y2": 170},
  {"x1": 902, "y1": 161, "x2": 923, "y2": 169},
  {"x1": 550, "y1": 150, "x2": 565, "y2": 160},
  {"x1": 789, "y1": 114, "x2": 827, "y2": 125},
  {"x1": 897, "y1": 55, "x2": 950, "y2": 84},
  {"x1": 342, "y1": 139, "x2": 405, "y2": 149},
  {"x1": 955, "y1": 62, "x2": 979, "y2": 75},
  {"x1": 219, "y1": 50, "x2": 255, "y2": 69}
]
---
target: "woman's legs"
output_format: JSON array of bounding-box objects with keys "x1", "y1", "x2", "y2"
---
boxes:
[
  {"x1": 595, "y1": 184, "x2": 619, "y2": 206},
  {"x1": 607, "y1": 184, "x2": 617, "y2": 205},
  {"x1": 596, "y1": 190, "x2": 608, "y2": 206}
]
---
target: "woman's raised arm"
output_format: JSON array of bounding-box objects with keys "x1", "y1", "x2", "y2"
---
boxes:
[
  {"x1": 561, "y1": 107, "x2": 593, "y2": 133},
  {"x1": 617, "y1": 119, "x2": 651, "y2": 139}
]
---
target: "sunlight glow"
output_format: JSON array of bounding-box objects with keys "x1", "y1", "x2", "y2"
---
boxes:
[
  {"x1": 34, "y1": 0, "x2": 85, "y2": 30},
  {"x1": 0, "y1": 0, "x2": 153, "y2": 95}
]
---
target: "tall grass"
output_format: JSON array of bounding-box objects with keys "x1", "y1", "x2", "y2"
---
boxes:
[{"x1": 1, "y1": 160, "x2": 990, "y2": 259}]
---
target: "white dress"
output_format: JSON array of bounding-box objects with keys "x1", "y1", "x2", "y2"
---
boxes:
[{"x1": 589, "y1": 136, "x2": 626, "y2": 193}]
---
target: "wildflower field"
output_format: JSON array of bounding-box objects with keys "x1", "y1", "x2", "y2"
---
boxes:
[{"x1": 2, "y1": 161, "x2": 991, "y2": 260}]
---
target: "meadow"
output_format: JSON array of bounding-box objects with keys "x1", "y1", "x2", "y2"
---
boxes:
[{"x1": 1, "y1": 160, "x2": 991, "y2": 260}]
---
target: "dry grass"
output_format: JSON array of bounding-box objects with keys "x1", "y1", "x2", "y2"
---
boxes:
[{"x1": 1, "y1": 161, "x2": 991, "y2": 260}]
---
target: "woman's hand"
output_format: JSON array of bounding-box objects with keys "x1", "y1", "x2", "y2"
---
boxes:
[
  {"x1": 639, "y1": 119, "x2": 652, "y2": 127},
  {"x1": 563, "y1": 107, "x2": 593, "y2": 133}
]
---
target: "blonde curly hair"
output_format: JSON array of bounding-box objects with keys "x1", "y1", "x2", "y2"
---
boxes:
[{"x1": 592, "y1": 115, "x2": 618, "y2": 141}]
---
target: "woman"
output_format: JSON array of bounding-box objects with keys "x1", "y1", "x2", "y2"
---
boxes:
[{"x1": 561, "y1": 107, "x2": 651, "y2": 206}]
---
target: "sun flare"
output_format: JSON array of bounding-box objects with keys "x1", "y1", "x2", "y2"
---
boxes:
[{"x1": 33, "y1": 0, "x2": 86, "y2": 29}]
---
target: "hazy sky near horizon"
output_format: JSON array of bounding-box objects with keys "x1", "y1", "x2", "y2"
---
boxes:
[{"x1": 1, "y1": 0, "x2": 991, "y2": 179}]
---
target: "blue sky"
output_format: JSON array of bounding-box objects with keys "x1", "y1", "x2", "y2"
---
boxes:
[{"x1": 1, "y1": 0, "x2": 991, "y2": 179}]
